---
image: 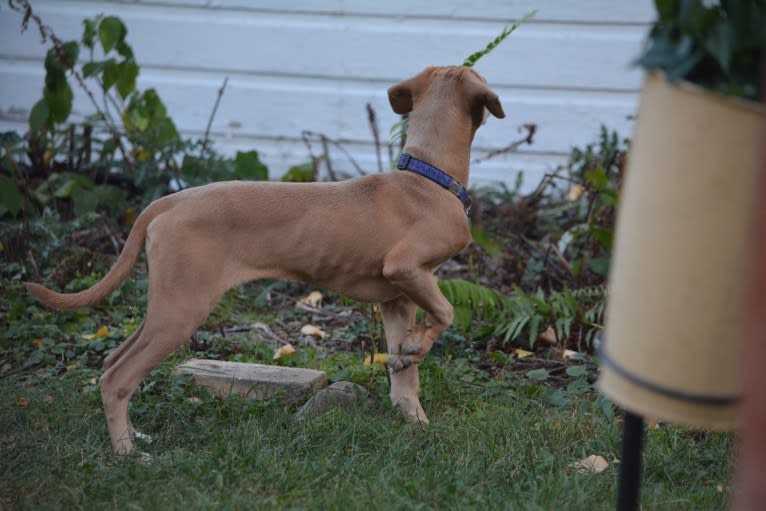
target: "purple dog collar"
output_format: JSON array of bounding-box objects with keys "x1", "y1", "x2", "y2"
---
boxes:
[{"x1": 396, "y1": 153, "x2": 472, "y2": 214}]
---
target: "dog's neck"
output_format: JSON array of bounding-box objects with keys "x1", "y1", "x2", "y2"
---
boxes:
[{"x1": 402, "y1": 110, "x2": 476, "y2": 185}]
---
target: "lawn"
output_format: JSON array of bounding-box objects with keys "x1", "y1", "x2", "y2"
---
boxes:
[{"x1": 0, "y1": 279, "x2": 733, "y2": 510}]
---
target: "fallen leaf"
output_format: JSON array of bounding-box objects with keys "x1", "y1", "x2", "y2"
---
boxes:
[
  {"x1": 563, "y1": 349, "x2": 583, "y2": 360},
  {"x1": 43, "y1": 395, "x2": 54, "y2": 405},
  {"x1": 297, "y1": 291, "x2": 323, "y2": 309},
  {"x1": 363, "y1": 353, "x2": 389, "y2": 366},
  {"x1": 645, "y1": 416, "x2": 661, "y2": 429},
  {"x1": 716, "y1": 484, "x2": 725, "y2": 493},
  {"x1": 83, "y1": 325, "x2": 109, "y2": 340},
  {"x1": 568, "y1": 184, "x2": 585, "y2": 202},
  {"x1": 513, "y1": 348, "x2": 534, "y2": 359},
  {"x1": 300, "y1": 324, "x2": 326, "y2": 339},
  {"x1": 571, "y1": 455, "x2": 609, "y2": 474},
  {"x1": 16, "y1": 397, "x2": 29, "y2": 407},
  {"x1": 538, "y1": 326, "x2": 558, "y2": 345},
  {"x1": 273, "y1": 343, "x2": 296, "y2": 360},
  {"x1": 89, "y1": 378, "x2": 98, "y2": 385},
  {"x1": 32, "y1": 338, "x2": 43, "y2": 348}
]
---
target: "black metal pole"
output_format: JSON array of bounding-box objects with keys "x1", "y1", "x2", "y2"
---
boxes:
[{"x1": 617, "y1": 411, "x2": 644, "y2": 511}]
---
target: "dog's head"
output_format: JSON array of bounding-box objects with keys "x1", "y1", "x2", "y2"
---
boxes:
[{"x1": 387, "y1": 66, "x2": 505, "y2": 128}]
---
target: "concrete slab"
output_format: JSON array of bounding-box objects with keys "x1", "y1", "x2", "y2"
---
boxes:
[{"x1": 174, "y1": 358, "x2": 328, "y2": 402}]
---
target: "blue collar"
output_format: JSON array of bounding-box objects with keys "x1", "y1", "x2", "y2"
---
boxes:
[{"x1": 396, "y1": 153, "x2": 472, "y2": 214}]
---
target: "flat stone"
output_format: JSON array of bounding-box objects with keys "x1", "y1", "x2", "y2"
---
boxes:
[
  {"x1": 174, "y1": 358, "x2": 328, "y2": 402},
  {"x1": 294, "y1": 381, "x2": 372, "y2": 420}
]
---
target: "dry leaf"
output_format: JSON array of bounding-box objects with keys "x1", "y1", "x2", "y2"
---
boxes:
[
  {"x1": 297, "y1": 291, "x2": 323, "y2": 309},
  {"x1": 363, "y1": 353, "x2": 389, "y2": 366},
  {"x1": 568, "y1": 184, "x2": 585, "y2": 202},
  {"x1": 571, "y1": 455, "x2": 609, "y2": 474},
  {"x1": 83, "y1": 325, "x2": 109, "y2": 340},
  {"x1": 43, "y1": 395, "x2": 54, "y2": 405},
  {"x1": 89, "y1": 378, "x2": 98, "y2": 385},
  {"x1": 563, "y1": 349, "x2": 580, "y2": 360},
  {"x1": 645, "y1": 416, "x2": 661, "y2": 429},
  {"x1": 716, "y1": 484, "x2": 725, "y2": 493},
  {"x1": 16, "y1": 397, "x2": 29, "y2": 407},
  {"x1": 273, "y1": 343, "x2": 296, "y2": 360},
  {"x1": 513, "y1": 348, "x2": 534, "y2": 359},
  {"x1": 538, "y1": 326, "x2": 558, "y2": 345},
  {"x1": 300, "y1": 324, "x2": 326, "y2": 339},
  {"x1": 32, "y1": 338, "x2": 43, "y2": 348}
]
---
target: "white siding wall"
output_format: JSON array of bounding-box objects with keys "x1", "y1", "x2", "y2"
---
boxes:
[{"x1": 0, "y1": 1, "x2": 654, "y2": 189}]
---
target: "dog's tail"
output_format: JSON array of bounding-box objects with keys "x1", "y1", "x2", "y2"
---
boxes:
[{"x1": 25, "y1": 198, "x2": 171, "y2": 310}]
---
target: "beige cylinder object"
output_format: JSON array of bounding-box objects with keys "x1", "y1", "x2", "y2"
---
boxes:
[{"x1": 597, "y1": 72, "x2": 766, "y2": 430}]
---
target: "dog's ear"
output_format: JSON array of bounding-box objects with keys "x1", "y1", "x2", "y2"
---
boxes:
[
  {"x1": 466, "y1": 78, "x2": 505, "y2": 119},
  {"x1": 387, "y1": 78, "x2": 416, "y2": 114}
]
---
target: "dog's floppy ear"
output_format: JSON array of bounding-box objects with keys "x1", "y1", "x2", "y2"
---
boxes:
[
  {"x1": 466, "y1": 78, "x2": 506, "y2": 119},
  {"x1": 387, "y1": 78, "x2": 416, "y2": 114}
]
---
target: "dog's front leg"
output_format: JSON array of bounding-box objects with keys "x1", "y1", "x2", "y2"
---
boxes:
[
  {"x1": 382, "y1": 256, "x2": 454, "y2": 371},
  {"x1": 380, "y1": 296, "x2": 428, "y2": 423}
]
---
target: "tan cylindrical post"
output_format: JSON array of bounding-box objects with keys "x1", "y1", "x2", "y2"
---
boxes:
[{"x1": 598, "y1": 72, "x2": 766, "y2": 430}]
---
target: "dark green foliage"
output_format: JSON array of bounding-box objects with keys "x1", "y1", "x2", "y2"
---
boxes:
[
  {"x1": 495, "y1": 286, "x2": 605, "y2": 350},
  {"x1": 437, "y1": 279, "x2": 509, "y2": 331},
  {"x1": 636, "y1": 0, "x2": 766, "y2": 100},
  {"x1": 1, "y1": 7, "x2": 269, "y2": 223}
]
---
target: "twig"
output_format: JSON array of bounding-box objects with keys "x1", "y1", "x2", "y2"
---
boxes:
[
  {"x1": 472, "y1": 123, "x2": 536, "y2": 164},
  {"x1": 366, "y1": 103, "x2": 383, "y2": 173},
  {"x1": 319, "y1": 135, "x2": 338, "y2": 181},
  {"x1": 200, "y1": 76, "x2": 229, "y2": 158},
  {"x1": 301, "y1": 130, "x2": 367, "y2": 178}
]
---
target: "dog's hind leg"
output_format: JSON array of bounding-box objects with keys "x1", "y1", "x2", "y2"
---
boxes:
[
  {"x1": 99, "y1": 280, "x2": 222, "y2": 454},
  {"x1": 103, "y1": 320, "x2": 144, "y2": 371},
  {"x1": 381, "y1": 296, "x2": 428, "y2": 424}
]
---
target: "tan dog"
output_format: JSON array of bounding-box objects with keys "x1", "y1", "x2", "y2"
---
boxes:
[{"x1": 26, "y1": 66, "x2": 505, "y2": 454}]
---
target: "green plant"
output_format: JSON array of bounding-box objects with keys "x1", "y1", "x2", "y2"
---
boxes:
[
  {"x1": 636, "y1": 0, "x2": 765, "y2": 100},
  {"x1": 462, "y1": 11, "x2": 537, "y2": 68},
  {"x1": 1, "y1": 2, "x2": 269, "y2": 223},
  {"x1": 495, "y1": 286, "x2": 605, "y2": 350},
  {"x1": 437, "y1": 279, "x2": 509, "y2": 332}
]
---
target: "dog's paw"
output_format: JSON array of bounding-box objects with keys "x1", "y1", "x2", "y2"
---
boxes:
[
  {"x1": 400, "y1": 339, "x2": 424, "y2": 357},
  {"x1": 385, "y1": 354, "x2": 415, "y2": 374}
]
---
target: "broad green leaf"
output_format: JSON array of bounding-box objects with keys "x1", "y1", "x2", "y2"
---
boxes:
[
  {"x1": 82, "y1": 59, "x2": 114, "y2": 78},
  {"x1": 526, "y1": 368, "x2": 549, "y2": 381},
  {"x1": 99, "y1": 16, "x2": 126, "y2": 54},
  {"x1": 102, "y1": 59, "x2": 119, "y2": 91},
  {"x1": 234, "y1": 150, "x2": 268, "y2": 180},
  {"x1": 116, "y1": 60, "x2": 138, "y2": 99},
  {"x1": 281, "y1": 162, "x2": 315, "y2": 182},
  {"x1": 43, "y1": 83, "x2": 74, "y2": 123},
  {"x1": 565, "y1": 365, "x2": 588, "y2": 377},
  {"x1": 0, "y1": 176, "x2": 23, "y2": 217},
  {"x1": 116, "y1": 40, "x2": 134, "y2": 59},
  {"x1": 82, "y1": 17, "x2": 100, "y2": 49},
  {"x1": 53, "y1": 174, "x2": 92, "y2": 199},
  {"x1": 59, "y1": 41, "x2": 80, "y2": 69},
  {"x1": 29, "y1": 98, "x2": 50, "y2": 132}
]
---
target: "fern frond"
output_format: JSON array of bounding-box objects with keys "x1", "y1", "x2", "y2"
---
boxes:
[
  {"x1": 438, "y1": 279, "x2": 508, "y2": 331},
  {"x1": 462, "y1": 11, "x2": 536, "y2": 68}
]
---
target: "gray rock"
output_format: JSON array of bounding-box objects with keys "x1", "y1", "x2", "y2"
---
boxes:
[
  {"x1": 295, "y1": 381, "x2": 372, "y2": 420},
  {"x1": 174, "y1": 358, "x2": 328, "y2": 403}
]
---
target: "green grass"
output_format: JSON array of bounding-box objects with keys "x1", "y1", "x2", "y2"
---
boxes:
[{"x1": 0, "y1": 358, "x2": 732, "y2": 510}]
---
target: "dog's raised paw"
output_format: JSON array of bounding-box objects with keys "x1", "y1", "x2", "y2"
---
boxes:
[{"x1": 386, "y1": 355, "x2": 414, "y2": 374}]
